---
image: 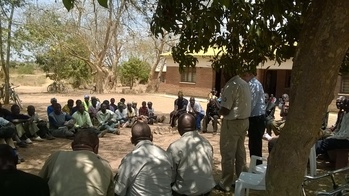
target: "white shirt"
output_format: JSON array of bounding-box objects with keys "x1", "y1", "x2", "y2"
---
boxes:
[
  {"x1": 187, "y1": 102, "x2": 205, "y2": 115},
  {"x1": 96, "y1": 110, "x2": 116, "y2": 124},
  {"x1": 221, "y1": 75, "x2": 252, "y2": 120},
  {"x1": 114, "y1": 109, "x2": 127, "y2": 120},
  {"x1": 114, "y1": 140, "x2": 173, "y2": 196},
  {"x1": 167, "y1": 131, "x2": 216, "y2": 195},
  {"x1": 329, "y1": 112, "x2": 349, "y2": 139}
]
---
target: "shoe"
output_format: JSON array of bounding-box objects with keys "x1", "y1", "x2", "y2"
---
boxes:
[
  {"x1": 32, "y1": 136, "x2": 44, "y2": 142},
  {"x1": 17, "y1": 141, "x2": 27, "y2": 148},
  {"x1": 25, "y1": 138, "x2": 33, "y2": 144},
  {"x1": 112, "y1": 129, "x2": 120, "y2": 135},
  {"x1": 98, "y1": 130, "x2": 108, "y2": 138},
  {"x1": 262, "y1": 133, "x2": 272, "y2": 141},
  {"x1": 45, "y1": 134, "x2": 55, "y2": 140},
  {"x1": 214, "y1": 184, "x2": 229, "y2": 192}
]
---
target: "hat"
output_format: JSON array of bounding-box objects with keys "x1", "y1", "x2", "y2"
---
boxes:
[{"x1": 84, "y1": 95, "x2": 90, "y2": 99}]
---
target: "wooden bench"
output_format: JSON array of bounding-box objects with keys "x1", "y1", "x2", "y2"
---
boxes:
[{"x1": 328, "y1": 149, "x2": 349, "y2": 169}]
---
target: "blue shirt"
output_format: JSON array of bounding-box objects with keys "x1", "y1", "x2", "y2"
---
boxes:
[{"x1": 249, "y1": 77, "x2": 266, "y2": 117}]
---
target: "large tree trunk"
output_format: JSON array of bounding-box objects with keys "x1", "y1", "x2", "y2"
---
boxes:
[{"x1": 267, "y1": 1, "x2": 349, "y2": 195}]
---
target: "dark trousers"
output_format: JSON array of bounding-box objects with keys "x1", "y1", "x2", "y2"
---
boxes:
[
  {"x1": 316, "y1": 138, "x2": 349, "y2": 155},
  {"x1": 248, "y1": 115, "x2": 265, "y2": 165},
  {"x1": 170, "y1": 110, "x2": 186, "y2": 127}
]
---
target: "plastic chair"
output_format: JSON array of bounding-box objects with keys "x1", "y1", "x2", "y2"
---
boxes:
[
  {"x1": 308, "y1": 144, "x2": 317, "y2": 176},
  {"x1": 234, "y1": 155, "x2": 267, "y2": 196}
]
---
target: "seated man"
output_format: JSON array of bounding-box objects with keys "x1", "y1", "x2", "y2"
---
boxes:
[
  {"x1": 115, "y1": 102, "x2": 127, "y2": 127},
  {"x1": 124, "y1": 103, "x2": 137, "y2": 128},
  {"x1": 0, "y1": 144, "x2": 50, "y2": 196},
  {"x1": 39, "y1": 130, "x2": 114, "y2": 196},
  {"x1": 27, "y1": 105, "x2": 55, "y2": 140},
  {"x1": 114, "y1": 122, "x2": 173, "y2": 195},
  {"x1": 62, "y1": 99, "x2": 74, "y2": 116},
  {"x1": 0, "y1": 117, "x2": 24, "y2": 162},
  {"x1": 132, "y1": 102, "x2": 138, "y2": 116},
  {"x1": 88, "y1": 97, "x2": 100, "y2": 126},
  {"x1": 138, "y1": 101, "x2": 149, "y2": 123},
  {"x1": 48, "y1": 103, "x2": 75, "y2": 138},
  {"x1": 109, "y1": 98, "x2": 117, "y2": 112},
  {"x1": 169, "y1": 91, "x2": 188, "y2": 128},
  {"x1": 167, "y1": 113, "x2": 215, "y2": 195},
  {"x1": 6, "y1": 104, "x2": 43, "y2": 143},
  {"x1": 72, "y1": 104, "x2": 93, "y2": 129},
  {"x1": 147, "y1": 101, "x2": 166, "y2": 125},
  {"x1": 46, "y1": 98, "x2": 57, "y2": 117},
  {"x1": 71, "y1": 99, "x2": 82, "y2": 115},
  {"x1": 82, "y1": 95, "x2": 91, "y2": 111},
  {"x1": 316, "y1": 98, "x2": 349, "y2": 156},
  {"x1": 96, "y1": 103, "x2": 120, "y2": 135},
  {"x1": 202, "y1": 98, "x2": 220, "y2": 134},
  {"x1": 187, "y1": 97, "x2": 205, "y2": 131}
]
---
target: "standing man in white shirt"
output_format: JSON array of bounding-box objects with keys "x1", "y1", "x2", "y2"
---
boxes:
[
  {"x1": 241, "y1": 72, "x2": 266, "y2": 165},
  {"x1": 215, "y1": 73, "x2": 251, "y2": 192},
  {"x1": 167, "y1": 113, "x2": 215, "y2": 195}
]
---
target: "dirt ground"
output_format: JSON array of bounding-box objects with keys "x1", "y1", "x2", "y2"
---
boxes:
[{"x1": 7, "y1": 84, "x2": 339, "y2": 195}]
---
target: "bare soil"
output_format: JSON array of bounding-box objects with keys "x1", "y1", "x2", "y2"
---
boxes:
[{"x1": 7, "y1": 84, "x2": 340, "y2": 196}]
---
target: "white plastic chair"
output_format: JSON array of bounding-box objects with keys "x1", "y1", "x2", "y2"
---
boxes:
[{"x1": 235, "y1": 145, "x2": 317, "y2": 196}]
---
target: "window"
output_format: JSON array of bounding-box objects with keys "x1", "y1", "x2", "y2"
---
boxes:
[
  {"x1": 341, "y1": 75, "x2": 349, "y2": 93},
  {"x1": 181, "y1": 67, "x2": 196, "y2": 83}
]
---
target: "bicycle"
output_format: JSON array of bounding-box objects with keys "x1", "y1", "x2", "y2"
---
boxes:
[
  {"x1": 302, "y1": 167, "x2": 349, "y2": 195},
  {"x1": 0, "y1": 83, "x2": 22, "y2": 108},
  {"x1": 47, "y1": 81, "x2": 68, "y2": 93}
]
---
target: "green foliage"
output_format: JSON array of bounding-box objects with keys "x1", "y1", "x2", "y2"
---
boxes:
[
  {"x1": 62, "y1": 0, "x2": 108, "y2": 11},
  {"x1": 120, "y1": 58, "x2": 150, "y2": 88},
  {"x1": 151, "y1": 0, "x2": 310, "y2": 77},
  {"x1": 16, "y1": 63, "x2": 35, "y2": 74}
]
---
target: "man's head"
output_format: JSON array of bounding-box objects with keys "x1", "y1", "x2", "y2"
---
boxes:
[
  {"x1": 27, "y1": 105, "x2": 35, "y2": 116},
  {"x1": 78, "y1": 104, "x2": 85, "y2": 113},
  {"x1": 67, "y1": 99, "x2": 74, "y2": 107},
  {"x1": 53, "y1": 103, "x2": 62, "y2": 114},
  {"x1": 100, "y1": 103, "x2": 107, "y2": 113},
  {"x1": 71, "y1": 129, "x2": 99, "y2": 154},
  {"x1": 240, "y1": 72, "x2": 255, "y2": 82},
  {"x1": 177, "y1": 113, "x2": 196, "y2": 135},
  {"x1": 50, "y1": 98, "x2": 57, "y2": 105},
  {"x1": 75, "y1": 99, "x2": 82, "y2": 107},
  {"x1": 120, "y1": 98, "x2": 125, "y2": 103},
  {"x1": 132, "y1": 102, "x2": 137, "y2": 109},
  {"x1": 91, "y1": 97, "x2": 97, "y2": 107},
  {"x1": 264, "y1": 93, "x2": 269, "y2": 103},
  {"x1": 141, "y1": 101, "x2": 146, "y2": 108},
  {"x1": 84, "y1": 95, "x2": 90, "y2": 101},
  {"x1": 282, "y1": 94, "x2": 289, "y2": 102},
  {"x1": 131, "y1": 122, "x2": 152, "y2": 145},
  {"x1": 0, "y1": 144, "x2": 18, "y2": 170},
  {"x1": 189, "y1": 97, "x2": 195, "y2": 107},
  {"x1": 147, "y1": 101, "x2": 153, "y2": 109},
  {"x1": 336, "y1": 96, "x2": 346, "y2": 109},
  {"x1": 127, "y1": 103, "x2": 132, "y2": 110},
  {"x1": 110, "y1": 98, "x2": 115, "y2": 104},
  {"x1": 118, "y1": 102, "x2": 124, "y2": 111},
  {"x1": 178, "y1": 91, "x2": 184, "y2": 100},
  {"x1": 10, "y1": 104, "x2": 20, "y2": 115}
]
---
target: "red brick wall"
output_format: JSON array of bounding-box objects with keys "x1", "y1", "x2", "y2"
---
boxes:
[{"x1": 158, "y1": 67, "x2": 214, "y2": 98}]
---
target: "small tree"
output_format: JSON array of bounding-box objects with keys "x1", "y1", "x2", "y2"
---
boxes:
[{"x1": 120, "y1": 58, "x2": 150, "y2": 89}]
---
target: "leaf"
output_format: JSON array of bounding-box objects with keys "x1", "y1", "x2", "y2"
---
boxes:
[
  {"x1": 97, "y1": 0, "x2": 108, "y2": 9},
  {"x1": 62, "y1": 0, "x2": 74, "y2": 11}
]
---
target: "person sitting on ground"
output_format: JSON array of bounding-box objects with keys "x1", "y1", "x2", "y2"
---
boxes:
[
  {"x1": 138, "y1": 101, "x2": 149, "y2": 123},
  {"x1": 119, "y1": 98, "x2": 126, "y2": 109},
  {"x1": 97, "y1": 103, "x2": 120, "y2": 135},
  {"x1": 88, "y1": 97, "x2": 100, "y2": 126},
  {"x1": 6, "y1": 104, "x2": 44, "y2": 144},
  {"x1": 48, "y1": 103, "x2": 75, "y2": 138},
  {"x1": 72, "y1": 104, "x2": 93, "y2": 129},
  {"x1": 202, "y1": 98, "x2": 220, "y2": 134},
  {"x1": 132, "y1": 101, "x2": 138, "y2": 116},
  {"x1": 62, "y1": 99, "x2": 74, "y2": 116},
  {"x1": 169, "y1": 91, "x2": 188, "y2": 128},
  {"x1": 27, "y1": 105, "x2": 55, "y2": 140},
  {"x1": 114, "y1": 122, "x2": 173, "y2": 195},
  {"x1": 82, "y1": 95, "x2": 91, "y2": 111},
  {"x1": 147, "y1": 101, "x2": 166, "y2": 125},
  {"x1": 167, "y1": 113, "x2": 215, "y2": 195},
  {"x1": 109, "y1": 98, "x2": 117, "y2": 112},
  {"x1": 0, "y1": 117, "x2": 25, "y2": 161},
  {"x1": 187, "y1": 97, "x2": 205, "y2": 131},
  {"x1": 39, "y1": 129, "x2": 114, "y2": 196},
  {"x1": 0, "y1": 144, "x2": 50, "y2": 196},
  {"x1": 46, "y1": 98, "x2": 57, "y2": 117},
  {"x1": 316, "y1": 98, "x2": 349, "y2": 157},
  {"x1": 71, "y1": 99, "x2": 82, "y2": 115},
  {"x1": 124, "y1": 103, "x2": 138, "y2": 127},
  {"x1": 115, "y1": 102, "x2": 128, "y2": 127}
]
